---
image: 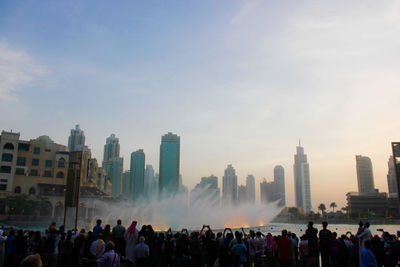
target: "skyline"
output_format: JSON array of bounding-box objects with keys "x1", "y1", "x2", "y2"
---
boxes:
[
  {"x1": 1, "y1": 126, "x2": 396, "y2": 211},
  {"x1": 1, "y1": 1, "x2": 400, "y2": 210}
]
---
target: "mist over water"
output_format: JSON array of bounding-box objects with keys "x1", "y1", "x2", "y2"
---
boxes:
[{"x1": 99, "y1": 189, "x2": 282, "y2": 231}]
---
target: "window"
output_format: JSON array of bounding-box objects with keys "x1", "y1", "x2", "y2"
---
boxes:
[
  {"x1": 18, "y1": 143, "x2": 30, "y2": 151},
  {"x1": 0, "y1": 184, "x2": 6, "y2": 191},
  {"x1": 32, "y1": 158, "x2": 39, "y2": 166},
  {"x1": 17, "y1": 157, "x2": 26, "y2": 166},
  {"x1": 56, "y1": 171, "x2": 64, "y2": 178},
  {"x1": 0, "y1": 179, "x2": 7, "y2": 183},
  {"x1": 33, "y1": 147, "x2": 40, "y2": 155},
  {"x1": 15, "y1": 168, "x2": 25, "y2": 175},
  {"x1": 0, "y1": 166, "x2": 11, "y2": 173},
  {"x1": 58, "y1": 158, "x2": 66, "y2": 168},
  {"x1": 45, "y1": 160, "x2": 52, "y2": 167},
  {"x1": 29, "y1": 169, "x2": 38, "y2": 176},
  {"x1": 1, "y1": 153, "x2": 13, "y2": 162},
  {"x1": 45, "y1": 149, "x2": 51, "y2": 152},
  {"x1": 43, "y1": 171, "x2": 52, "y2": 177},
  {"x1": 14, "y1": 186, "x2": 21, "y2": 194},
  {"x1": 3, "y1": 143, "x2": 14, "y2": 150},
  {"x1": 29, "y1": 187, "x2": 36, "y2": 195}
]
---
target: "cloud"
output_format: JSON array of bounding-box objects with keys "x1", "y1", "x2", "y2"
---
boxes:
[{"x1": 0, "y1": 39, "x2": 48, "y2": 100}]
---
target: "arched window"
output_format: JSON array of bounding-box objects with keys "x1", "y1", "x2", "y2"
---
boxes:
[
  {"x1": 1, "y1": 153, "x2": 13, "y2": 162},
  {"x1": 14, "y1": 186, "x2": 21, "y2": 194},
  {"x1": 56, "y1": 171, "x2": 64, "y2": 178},
  {"x1": 3, "y1": 143, "x2": 14, "y2": 150},
  {"x1": 58, "y1": 158, "x2": 66, "y2": 168},
  {"x1": 29, "y1": 187, "x2": 36, "y2": 195}
]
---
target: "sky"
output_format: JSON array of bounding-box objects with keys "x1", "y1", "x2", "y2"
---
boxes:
[{"x1": 1, "y1": 0, "x2": 400, "y2": 211}]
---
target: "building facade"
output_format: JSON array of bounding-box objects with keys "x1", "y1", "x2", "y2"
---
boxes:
[
  {"x1": 130, "y1": 149, "x2": 145, "y2": 202},
  {"x1": 274, "y1": 165, "x2": 286, "y2": 206},
  {"x1": 387, "y1": 156, "x2": 398, "y2": 197},
  {"x1": 222, "y1": 164, "x2": 238, "y2": 206},
  {"x1": 293, "y1": 143, "x2": 312, "y2": 214},
  {"x1": 102, "y1": 134, "x2": 123, "y2": 198},
  {"x1": 356, "y1": 155, "x2": 375, "y2": 194},
  {"x1": 68, "y1": 125, "x2": 88, "y2": 152},
  {"x1": 159, "y1": 132, "x2": 180, "y2": 197},
  {"x1": 246, "y1": 175, "x2": 255, "y2": 204},
  {"x1": 0, "y1": 131, "x2": 20, "y2": 193}
]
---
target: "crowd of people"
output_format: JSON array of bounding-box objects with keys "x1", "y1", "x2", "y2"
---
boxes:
[{"x1": 0, "y1": 220, "x2": 399, "y2": 267}]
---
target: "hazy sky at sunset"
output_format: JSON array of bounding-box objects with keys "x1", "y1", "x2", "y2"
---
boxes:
[{"x1": 1, "y1": 0, "x2": 400, "y2": 210}]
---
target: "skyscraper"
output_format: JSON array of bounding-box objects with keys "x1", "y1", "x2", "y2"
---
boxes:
[
  {"x1": 190, "y1": 175, "x2": 220, "y2": 207},
  {"x1": 246, "y1": 175, "x2": 255, "y2": 203},
  {"x1": 130, "y1": 149, "x2": 145, "y2": 201},
  {"x1": 159, "y1": 132, "x2": 180, "y2": 196},
  {"x1": 68, "y1": 125, "x2": 87, "y2": 152},
  {"x1": 387, "y1": 156, "x2": 398, "y2": 196},
  {"x1": 222, "y1": 164, "x2": 238, "y2": 206},
  {"x1": 356, "y1": 155, "x2": 375, "y2": 194},
  {"x1": 102, "y1": 134, "x2": 123, "y2": 198},
  {"x1": 293, "y1": 142, "x2": 312, "y2": 214},
  {"x1": 103, "y1": 134, "x2": 120, "y2": 163},
  {"x1": 144, "y1": 164, "x2": 156, "y2": 198},
  {"x1": 260, "y1": 179, "x2": 278, "y2": 203},
  {"x1": 274, "y1": 165, "x2": 286, "y2": 206}
]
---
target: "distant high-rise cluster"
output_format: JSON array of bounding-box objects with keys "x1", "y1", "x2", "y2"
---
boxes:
[
  {"x1": 260, "y1": 165, "x2": 286, "y2": 207},
  {"x1": 294, "y1": 142, "x2": 312, "y2": 214}
]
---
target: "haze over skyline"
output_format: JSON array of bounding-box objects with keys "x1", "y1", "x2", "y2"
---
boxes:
[{"x1": 1, "y1": 1, "x2": 400, "y2": 210}]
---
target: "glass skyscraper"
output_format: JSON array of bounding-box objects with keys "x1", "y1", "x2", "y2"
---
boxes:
[
  {"x1": 130, "y1": 149, "x2": 145, "y2": 202},
  {"x1": 293, "y1": 143, "x2": 312, "y2": 214},
  {"x1": 159, "y1": 132, "x2": 180, "y2": 196},
  {"x1": 68, "y1": 125, "x2": 87, "y2": 152}
]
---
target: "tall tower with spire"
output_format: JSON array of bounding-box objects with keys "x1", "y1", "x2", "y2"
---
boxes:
[{"x1": 293, "y1": 142, "x2": 312, "y2": 214}]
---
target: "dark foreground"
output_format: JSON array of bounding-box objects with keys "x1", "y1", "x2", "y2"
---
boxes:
[{"x1": 1, "y1": 220, "x2": 399, "y2": 267}]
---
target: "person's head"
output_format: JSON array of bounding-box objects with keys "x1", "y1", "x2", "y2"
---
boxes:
[
  {"x1": 105, "y1": 241, "x2": 115, "y2": 252},
  {"x1": 117, "y1": 219, "x2": 122, "y2": 225},
  {"x1": 332, "y1": 232, "x2": 337, "y2": 239},
  {"x1": 217, "y1": 232, "x2": 222, "y2": 238},
  {"x1": 307, "y1": 221, "x2": 313, "y2": 229},
  {"x1": 365, "y1": 222, "x2": 370, "y2": 228},
  {"x1": 237, "y1": 235, "x2": 243, "y2": 243},
  {"x1": 139, "y1": 236, "x2": 145, "y2": 243},
  {"x1": 282, "y1": 230, "x2": 287, "y2": 237},
  {"x1": 20, "y1": 254, "x2": 42, "y2": 267},
  {"x1": 104, "y1": 224, "x2": 111, "y2": 232},
  {"x1": 358, "y1": 221, "x2": 364, "y2": 227},
  {"x1": 17, "y1": 229, "x2": 24, "y2": 236},
  {"x1": 147, "y1": 225, "x2": 154, "y2": 234},
  {"x1": 96, "y1": 219, "x2": 102, "y2": 226},
  {"x1": 322, "y1": 221, "x2": 328, "y2": 229},
  {"x1": 97, "y1": 233, "x2": 103, "y2": 240},
  {"x1": 364, "y1": 240, "x2": 371, "y2": 249},
  {"x1": 249, "y1": 230, "x2": 255, "y2": 239},
  {"x1": 9, "y1": 230, "x2": 15, "y2": 236},
  {"x1": 256, "y1": 231, "x2": 262, "y2": 238}
]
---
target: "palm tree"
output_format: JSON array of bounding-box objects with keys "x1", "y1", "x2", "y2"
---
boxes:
[
  {"x1": 330, "y1": 202, "x2": 337, "y2": 213},
  {"x1": 318, "y1": 203, "x2": 326, "y2": 217}
]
